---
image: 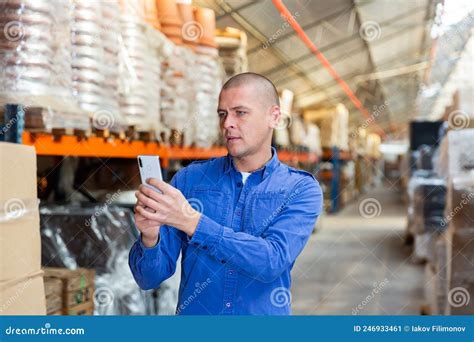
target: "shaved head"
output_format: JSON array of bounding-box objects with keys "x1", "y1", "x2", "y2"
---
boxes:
[{"x1": 221, "y1": 72, "x2": 280, "y2": 108}]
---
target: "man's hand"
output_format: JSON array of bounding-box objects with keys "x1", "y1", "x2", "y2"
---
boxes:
[
  {"x1": 134, "y1": 198, "x2": 161, "y2": 247},
  {"x1": 134, "y1": 178, "x2": 201, "y2": 237}
]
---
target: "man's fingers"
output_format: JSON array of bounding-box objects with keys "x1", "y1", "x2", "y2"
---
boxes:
[
  {"x1": 146, "y1": 179, "x2": 177, "y2": 195},
  {"x1": 136, "y1": 205, "x2": 159, "y2": 221},
  {"x1": 136, "y1": 192, "x2": 160, "y2": 212}
]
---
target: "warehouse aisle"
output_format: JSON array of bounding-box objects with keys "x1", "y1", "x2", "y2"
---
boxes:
[{"x1": 292, "y1": 186, "x2": 425, "y2": 315}]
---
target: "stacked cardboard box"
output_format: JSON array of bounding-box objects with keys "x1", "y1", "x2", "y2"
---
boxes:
[
  {"x1": 0, "y1": 143, "x2": 46, "y2": 315},
  {"x1": 43, "y1": 267, "x2": 95, "y2": 315},
  {"x1": 436, "y1": 129, "x2": 474, "y2": 315}
]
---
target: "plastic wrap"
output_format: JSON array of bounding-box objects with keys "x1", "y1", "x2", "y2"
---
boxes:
[
  {"x1": 412, "y1": 180, "x2": 446, "y2": 234},
  {"x1": 0, "y1": 0, "x2": 87, "y2": 130},
  {"x1": 39, "y1": 204, "x2": 153, "y2": 315},
  {"x1": 304, "y1": 123, "x2": 322, "y2": 155},
  {"x1": 192, "y1": 45, "x2": 222, "y2": 147},
  {"x1": 161, "y1": 44, "x2": 191, "y2": 140},
  {"x1": 0, "y1": 0, "x2": 72, "y2": 98},
  {"x1": 118, "y1": 14, "x2": 162, "y2": 135},
  {"x1": 70, "y1": 0, "x2": 123, "y2": 132},
  {"x1": 435, "y1": 129, "x2": 474, "y2": 182}
]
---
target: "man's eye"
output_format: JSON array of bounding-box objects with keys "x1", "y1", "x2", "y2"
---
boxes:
[
  {"x1": 218, "y1": 112, "x2": 226, "y2": 118},
  {"x1": 236, "y1": 111, "x2": 246, "y2": 116}
]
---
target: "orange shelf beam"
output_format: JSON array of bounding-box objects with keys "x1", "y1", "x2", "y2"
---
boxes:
[
  {"x1": 167, "y1": 146, "x2": 228, "y2": 160},
  {"x1": 22, "y1": 131, "x2": 169, "y2": 162},
  {"x1": 22, "y1": 132, "x2": 320, "y2": 167}
]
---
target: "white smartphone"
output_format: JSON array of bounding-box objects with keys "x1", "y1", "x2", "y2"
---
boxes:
[{"x1": 137, "y1": 155, "x2": 163, "y2": 192}]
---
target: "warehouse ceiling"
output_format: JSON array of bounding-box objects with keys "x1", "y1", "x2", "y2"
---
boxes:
[{"x1": 195, "y1": 0, "x2": 443, "y2": 136}]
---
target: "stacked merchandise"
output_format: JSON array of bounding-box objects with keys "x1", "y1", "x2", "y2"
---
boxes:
[
  {"x1": 289, "y1": 114, "x2": 306, "y2": 148},
  {"x1": 340, "y1": 161, "x2": 357, "y2": 205},
  {"x1": 193, "y1": 45, "x2": 221, "y2": 147},
  {"x1": 188, "y1": 7, "x2": 222, "y2": 148},
  {"x1": 366, "y1": 133, "x2": 381, "y2": 159},
  {"x1": 407, "y1": 172, "x2": 446, "y2": 263},
  {"x1": 40, "y1": 204, "x2": 154, "y2": 315},
  {"x1": 0, "y1": 0, "x2": 88, "y2": 131},
  {"x1": 304, "y1": 123, "x2": 322, "y2": 156},
  {"x1": 215, "y1": 27, "x2": 248, "y2": 78},
  {"x1": 435, "y1": 129, "x2": 474, "y2": 315},
  {"x1": 44, "y1": 267, "x2": 95, "y2": 315},
  {"x1": 305, "y1": 104, "x2": 349, "y2": 151},
  {"x1": 160, "y1": 44, "x2": 191, "y2": 144},
  {"x1": 274, "y1": 89, "x2": 293, "y2": 148},
  {"x1": 0, "y1": 143, "x2": 46, "y2": 315},
  {"x1": 118, "y1": 3, "x2": 162, "y2": 137},
  {"x1": 70, "y1": 0, "x2": 123, "y2": 133}
]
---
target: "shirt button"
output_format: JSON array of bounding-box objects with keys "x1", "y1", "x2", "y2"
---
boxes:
[
  {"x1": 225, "y1": 302, "x2": 231, "y2": 308},
  {"x1": 235, "y1": 210, "x2": 241, "y2": 217},
  {"x1": 228, "y1": 270, "x2": 233, "y2": 275},
  {"x1": 236, "y1": 182, "x2": 242, "y2": 188},
  {"x1": 220, "y1": 259, "x2": 226, "y2": 264}
]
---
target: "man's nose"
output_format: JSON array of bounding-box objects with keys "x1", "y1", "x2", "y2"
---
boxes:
[{"x1": 223, "y1": 113, "x2": 236, "y2": 129}]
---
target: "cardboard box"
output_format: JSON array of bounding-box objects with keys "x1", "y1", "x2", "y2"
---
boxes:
[
  {"x1": 0, "y1": 271, "x2": 46, "y2": 315},
  {"x1": 0, "y1": 211, "x2": 41, "y2": 281},
  {"x1": 445, "y1": 185, "x2": 474, "y2": 230},
  {"x1": 0, "y1": 143, "x2": 37, "y2": 202},
  {"x1": 0, "y1": 142, "x2": 41, "y2": 282},
  {"x1": 445, "y1": 227, "x2": 474, "y2": 315}
]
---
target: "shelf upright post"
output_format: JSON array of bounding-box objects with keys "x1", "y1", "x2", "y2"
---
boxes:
[
  {"x1": 330, "y1": 146, "x2": 340, "y2": 213},
  {"x1": 1, "y1": 104, "x2": 24, "y2": 143}
]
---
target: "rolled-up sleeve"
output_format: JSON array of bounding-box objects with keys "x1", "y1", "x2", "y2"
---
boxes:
[{"x1": 189, "y1": 176, "x2": 322, "y2": 283}]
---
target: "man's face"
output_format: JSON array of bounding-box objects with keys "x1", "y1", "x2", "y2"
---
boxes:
[{"x1": 218, "y1": 84, "x2": 280, "y2": 158}]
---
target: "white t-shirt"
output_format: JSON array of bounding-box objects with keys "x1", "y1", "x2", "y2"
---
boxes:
[{"x1": 241, "y1": 172, "x2": 251, "y2": 185}]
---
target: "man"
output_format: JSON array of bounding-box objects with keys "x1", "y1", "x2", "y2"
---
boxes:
[{"x1": 129, "y1": 72, "x2": 322, "y2": 315}]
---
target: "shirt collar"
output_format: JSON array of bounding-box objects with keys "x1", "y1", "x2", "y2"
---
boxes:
[{"x1": 223, "y1": 146, "x2": 280, "y2": 178}]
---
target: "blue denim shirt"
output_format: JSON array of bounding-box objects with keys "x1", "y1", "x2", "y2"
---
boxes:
[{"x1": 129, "y1": 147, "x2": 322, "y2": 315}]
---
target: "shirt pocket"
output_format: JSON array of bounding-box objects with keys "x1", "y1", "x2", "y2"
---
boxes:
[
  {"x1": 246, "y1": 191, "x2": 286, "y2": 236},
  {"x1": 187, "y1": 189, "x2": 227, "y2": 225}
]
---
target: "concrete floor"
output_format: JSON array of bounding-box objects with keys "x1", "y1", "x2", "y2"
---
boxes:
[{"x1": 291, "y1": 185, "x2": 424, "y2": 315}]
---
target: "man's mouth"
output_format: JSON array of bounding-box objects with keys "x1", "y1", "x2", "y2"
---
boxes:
[{"x1": 226, "y1": 136, "x2": 240, "y2": 142}]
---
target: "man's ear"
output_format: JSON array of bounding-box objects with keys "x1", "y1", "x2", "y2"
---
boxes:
[{"x1": 269, "y1": 105, "x2": 281, "y2": 128}]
